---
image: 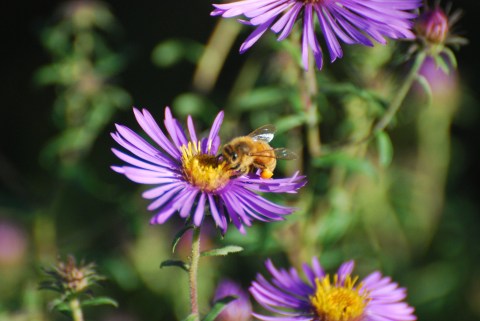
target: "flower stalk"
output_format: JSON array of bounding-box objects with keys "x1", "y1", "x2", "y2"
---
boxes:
[
  {"x1": 69, "y1": 297, "x2": 84, "y2": 321},
  {"x1": 303, "y1": 56, "x2": 321, "y2": 157},
  {"x1": 373, "y1": 50, "x2": 427, "y2": 134},
  {"x1": 189, "y1": 226, "x2": 201, "y2": 321}
]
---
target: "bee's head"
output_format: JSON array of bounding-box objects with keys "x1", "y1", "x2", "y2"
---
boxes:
[{"x1": 222, "y1": 144, "x2": 240, "y2": 165}]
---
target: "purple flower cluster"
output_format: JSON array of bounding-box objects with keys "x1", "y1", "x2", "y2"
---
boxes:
[
  {"x1": 212, "y1": 0, "x2": 421, "y2": 70},
  {"x1": 111, "y1": 107, "x2": 305, "y2": 234}
]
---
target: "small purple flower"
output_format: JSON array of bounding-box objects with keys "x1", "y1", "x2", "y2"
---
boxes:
[
  {"x1": 212, "y1": 0, "x2": 421, "y2": 70},
  {"x1": 250, "y1": 258, "x2": 416, "y2": 321},
  {"x1": 214, "y1": 279, "x2": 252, "y2": 321},
  {"x1": 111, "y1": 107, "x2": 305, "y2": 234}
]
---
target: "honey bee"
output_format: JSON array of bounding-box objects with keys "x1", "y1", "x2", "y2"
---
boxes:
[{"x1": 222, "y1": 124, "x2": 297, "y2": 179}]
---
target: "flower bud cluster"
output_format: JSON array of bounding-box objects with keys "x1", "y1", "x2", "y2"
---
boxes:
[{"x1": 40, "y1": 255, "x2": 104, "y2": 296}]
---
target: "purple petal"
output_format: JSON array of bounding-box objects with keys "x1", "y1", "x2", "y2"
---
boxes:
[
  {"x1": 193, "y1": 192, "x2": 207, "y2": 226},
  {"x1": 207, "y1": 111, "x2": 224, "y2": 154}
]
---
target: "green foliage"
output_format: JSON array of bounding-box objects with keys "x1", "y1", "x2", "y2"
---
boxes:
[
  {"x1": 200, "y1": 245, "x2": 244, "y2": 257},
  {"x1": 376, "y1": 132, "x2": 393, "y2": 167},
  {"x1": 152, "y1": 39, "x2": 204, "y2": 67},
  {"x1": 202, "y1": 296, "x2": 237, "y2": 321},
  {"x1": 160, "y1": 260, "x2": 190, "y2": 272},
  {"x1": 81, "y1": 297, "x2": 118, "y2": 308},
  {"x1": 172, "y1": 225, "x2": 195, "y2": 253},
  {"x1": 35, "y1": 1, "x2": 131, "y2": 168},
  {"x1": 313, "y1": 152, "x2": 376, "y2": 178},
  {"x1": 182, "y1": 314, "x2": 199, "y2": 321}
]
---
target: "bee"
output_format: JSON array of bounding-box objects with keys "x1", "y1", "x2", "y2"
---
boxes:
[{"x1": 222, "y1": 124, "x2": 297, "y2": 179}]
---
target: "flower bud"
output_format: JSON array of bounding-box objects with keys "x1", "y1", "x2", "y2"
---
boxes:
[
  {"x1": 41, "y1": 255, "x2": 104, "y2": 295},
  {"x1": 416, "y1": 7, "x2": 449, "y2": 44}
]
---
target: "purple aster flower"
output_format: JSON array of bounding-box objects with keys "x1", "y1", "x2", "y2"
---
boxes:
[
  {"x1": 214, "y1": 279, "x2": 252, "y2": 321},
  {"x1": 212, "y1": 0, "x2": 422, "y2": 70},
  {"x1": 111, "y1": 107, "x2": 305, "y2": 234},
  {"x1": 250, "y1": 257, "x2": 416, "y2": 321}
]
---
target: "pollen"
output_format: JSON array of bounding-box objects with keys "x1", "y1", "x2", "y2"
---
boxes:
[
  {"x1": 181, "y1": 141, "x2": 231, "y2": 192},
  {"x1": 310, "y1": 274, "x2": 369, "y2": 321}
]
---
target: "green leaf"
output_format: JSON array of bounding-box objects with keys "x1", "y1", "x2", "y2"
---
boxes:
[
  {"x1": 201, "y1": 245, "x2": 243, "y2": 257},
  {"x1": 442, "y1": 48, "x2": 458, "y2": 69},
  {"x1": 433, "y1": 54, "x2": 450, "y2": 74},
  {"x1": 160, "y1": 260, "x2": 189, "y2": 272},
  {"x1": 172, "y1": 225, "x2": 194, "y2": 254},
  {"x1": 182, "y1": 314, "x2": 198, "y2": 321},
  {"x1": 319, "y1": 83, "x2": 387, "y2": 108},
  {"x1": 38, "y1": 282, "x2": 62, "y2": 293},
  {"x1": 202, "y1": 296, "x2": 237, "y2": 321},
  {"x1": 275, "y1": 114, "x2": 305, "y2": 133},
  {"x1": 376, "y1": 132, "x2": 393, "y2": 167},
  {"x1": 312, "y1": 152, "x2": 376, "y2": 177},
  {"x1": 152, "y1": 39, "x2": 203, "y2": 67},
  {"x1": 50, "y1": 299, "x2": 70, "y2": 313},
  {"x1": 81, "y1": 297, "x2": 118, "y2": 308},
  {"x1": 233, "y1": 87, "x2": 287, "y2": 111},
  {"x1": 415, "y1": 74, "x2": 433, "y2": 105}
]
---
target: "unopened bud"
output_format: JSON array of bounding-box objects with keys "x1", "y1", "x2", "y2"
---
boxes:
[
  {"x1": 416, "y1": 7, "x2": 449, "y2": 44},
  {"x1": 40, "y1": 255, "x2": 104, "y2": 295}
]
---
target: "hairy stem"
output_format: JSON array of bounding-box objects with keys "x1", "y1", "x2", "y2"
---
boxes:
[
  {"x1": 70, "y1": 298, "x2": 84, "y2": 321},
  {"x1": 189, "y1": 227, "x2": 201, "y2": 321},
  {"x1": 373, "y1": 51, "x2": 427, "y2": 134}
]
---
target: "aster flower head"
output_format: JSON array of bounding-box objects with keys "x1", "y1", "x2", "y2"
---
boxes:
[
  {"x1": 214, "y1": 279, "x2": 253, "y2": 321},
  {"x1": 250, "y1": 257, "x2": 416, "y2": 321},
  {"x1": 111, "y1": 107, "x2": 305, "y2": 234},
  {"x1": 212, "y1": 0, "x2": 422, "y2": 70}
]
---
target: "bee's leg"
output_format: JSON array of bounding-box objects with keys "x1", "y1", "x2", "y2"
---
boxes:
[
  {"x1": 260, "y1": 169, "x2": 273, "y2": 179},
  {"x1": 253, "y1": 160, "x2": 273, "y2": 179},
  {"x1": 252, "y1": 160, "x2": 267, "y2": 169},
  {"x1": 228, "y1": 165, "x2": 248, "y2": 178}
]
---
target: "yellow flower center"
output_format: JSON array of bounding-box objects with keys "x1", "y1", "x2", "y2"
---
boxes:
[
  {"x1": 310, "y1": 274, "x2": 369, "y2": 321},
  {"x1": 181, "y1": 141, "x2": 231, "y2": 193}
]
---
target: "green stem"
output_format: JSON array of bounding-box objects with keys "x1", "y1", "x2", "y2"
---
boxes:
[
  {"x1": 373, "y1": 51, "x2": 427, "y2": 134},
  {"x1": 303, "y1": 57, "x2": 321, "y2": 157},
  {"x1": 69, "y1": 298, "x2": 84, "y2": 321},
  {"x1": 189, "y1": 227, "x2": 201, "y2": 321}
]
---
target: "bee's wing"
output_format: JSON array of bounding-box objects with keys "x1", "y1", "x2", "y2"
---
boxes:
[
  {"x1": 248, "y1": 124, "x2": 276, "y2": 143},
  {"x1": 273, "y1": 148, "x2": 298, "y2": 160}
]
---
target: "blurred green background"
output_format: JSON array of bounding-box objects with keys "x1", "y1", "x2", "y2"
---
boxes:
[{"x1": 1, "y1": 1, "x2": 479, "y2": 320}]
